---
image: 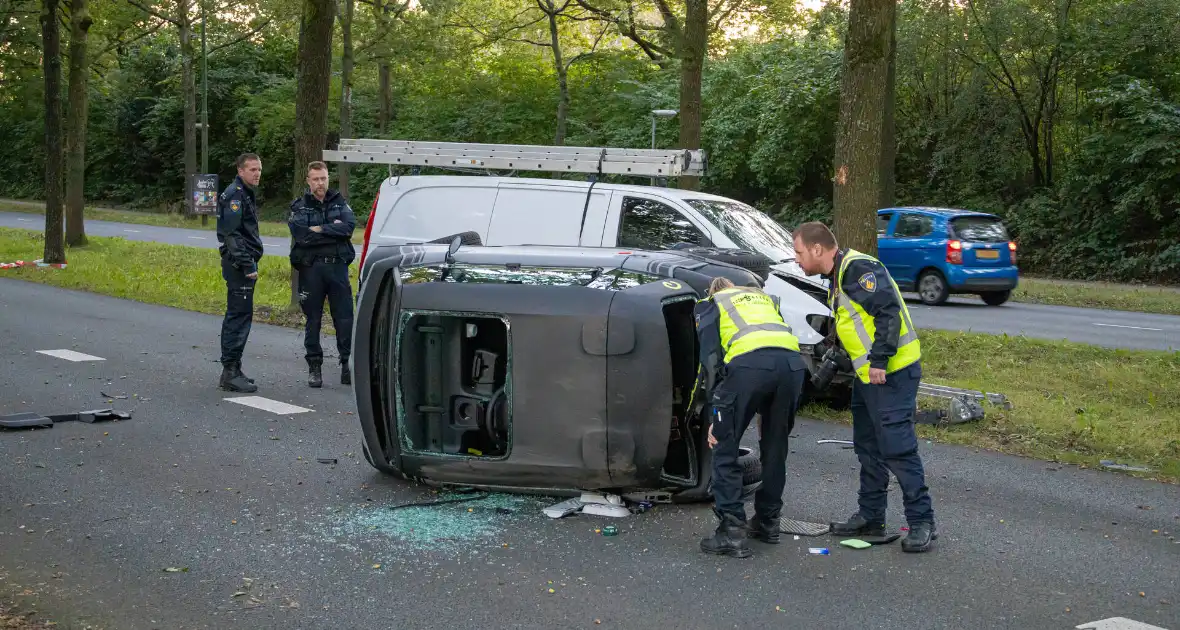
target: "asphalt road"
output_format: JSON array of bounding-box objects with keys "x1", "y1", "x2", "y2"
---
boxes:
[
  {"x1": 3, "y1": 210, "x2": 1180, "y2": 352},
  {"x1": 1, "y1": 279, "x2": 1177, "y2": 629}
]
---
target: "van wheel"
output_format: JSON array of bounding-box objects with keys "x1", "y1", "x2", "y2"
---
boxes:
[
  {"x1": 738, "y1": 446, "x2": 762, "y2": 485},
  {"x1": 429, "y1": 231, "x2": 483, "y2": 246},
  {"x1": 917, "y1": 270, "x2": 949, "y2": 306},
  {"x1": 673, "y1": 246, "x2": 773, "y2": 281},
  {"x1": 980, "y1": 290, "x2": 1011, "y2": 306}
]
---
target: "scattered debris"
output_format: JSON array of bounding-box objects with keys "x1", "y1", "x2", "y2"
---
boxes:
[
  {"x1": 316, "y1": 457, "x2": 338, "y2": 465},
  {"x1": 162, "y1": 567, "x2": 189, "y2": 573},
  {"x1": 808, "y1": 547, "x2": 830, "y2": 555},
  {"x1": 100, "y1": 391, "x2": 128, "y2": 400},
  {"x1": 583, "y1": 503, "x2": 630, "y2": 518},
  {"x1": 601, "y1": 525, "x2": 618, "y2": 536},
  {"x1": 839, "y1": 538, "x2": 872, "y2": 550},
  {"x1": 816, "y1": 439, "x2": 854, "y2": 448},
  {"x1": 1, "y1": 408, "x2": 131, "y2": 430},
  {"x1": 780, "y1": 518, "x2": 830, "y2": 537},
  {"x1": 543, "y1": 492, "x2": 641, "y2": 519},
  {"x1": 1100, "y1": 460, "x2": 1153, "y2": 473}
]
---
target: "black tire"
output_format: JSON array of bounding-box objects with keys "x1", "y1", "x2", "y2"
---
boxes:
[
  {"x1": 738, "y1": 446, "x2": 762, "y2": 485},
  {"x1": 428, "y1": 231, "x2": 483, "y2": 246},
  {"x1": 672, "y1": 246, "x2": 773, "y2": 281},
  {"x1": 917, "y1": 269, "x2": 950, "y2": 306},
  {"x1": 362, "y1": 441, "x2": 374, "y2": 467},
  {"x1": 980, "y1": 290, "x2": 1011, "y2": 306}
]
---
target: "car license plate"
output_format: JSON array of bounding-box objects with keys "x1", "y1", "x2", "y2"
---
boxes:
[{"x1": 977, "y1": 249, "x2": 999, "y2": 260}]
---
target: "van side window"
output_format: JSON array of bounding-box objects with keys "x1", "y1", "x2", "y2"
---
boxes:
[{"x1": 618, "y1": 197, "x2": 705, "y2": 250}]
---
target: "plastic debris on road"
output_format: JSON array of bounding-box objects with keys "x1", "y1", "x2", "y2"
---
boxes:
[
  {"x1": 1100, "y1": 460, "x2": 1153, "y2": 473},
  {"x1": 839, "y1": 538, "x2": 872, "y2": 549},
  {"x1": 808, "y1": 547, "x2": 830, "y2": 555}
]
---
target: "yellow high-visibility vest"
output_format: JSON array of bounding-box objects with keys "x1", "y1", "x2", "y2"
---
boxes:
[
  {"x1": 705, "y1": 287, "x2": 800, "y2": 363},
  {"x1": 829, "y1": 249, "x2": 921, "y2": 383}
]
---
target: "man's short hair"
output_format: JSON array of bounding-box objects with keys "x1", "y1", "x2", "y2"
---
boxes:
[
  {"x1": 307, "y1": 161, "x2": 328, "y2": 174},
  {"x1": 794, "y1": 221, "x2": 838, "y2": 250},
  {"x1": 236, "y1": 153, "x2": 260, "y2": 169}
]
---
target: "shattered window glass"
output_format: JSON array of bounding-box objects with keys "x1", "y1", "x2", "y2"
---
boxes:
[
  {"x1": 585, "y1": 269, "x2": 663, "y2": 291},
  {"x1": 399, "y1": 264, "x2": 662, "y2": 291}
]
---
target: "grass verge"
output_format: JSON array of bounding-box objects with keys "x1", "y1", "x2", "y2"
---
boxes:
[
  {"x1": 0, "y1": 199, "x2": 363, "y2": 244},
  {"x1": 3, "y1": 228, "x2": 1178, "y2": 482},
  {"x1": 0, "y1": 228, "x2": 356, "y2": 335},
  {"x1": 1013, "y1": 276, "x2": 1180, "y2": 316}
]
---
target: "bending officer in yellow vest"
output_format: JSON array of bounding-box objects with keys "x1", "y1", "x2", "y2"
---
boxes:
[
  {"x1": 793, "y1": 221, "x2": 937, "y2": 553},
  {"x1": 694, "y1": 277, "x2": 807, "y2": 558}
]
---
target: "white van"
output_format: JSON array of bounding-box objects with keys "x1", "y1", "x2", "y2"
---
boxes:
[{"x1": 355, "y1": 174, "x2": 844, "y2": 389}]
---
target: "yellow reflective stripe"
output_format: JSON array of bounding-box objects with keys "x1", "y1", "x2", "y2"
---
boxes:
[
  {"x1": 836, "y1": 291, "x2": 874, "y2": 357},
  {"x1": 715, "y1": 289, "x2": 793, "y2": 350},
  {"x1": 850, "y1": 354, "x2": 869, "y2": 370},
  {"x1": 729, "y1": 323, "x2": 795, "y2": 347}
]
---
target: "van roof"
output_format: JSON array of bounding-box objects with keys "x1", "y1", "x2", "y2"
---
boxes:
[{"x1": 381, "y1": 174, "x2": 743, "y2": 204}]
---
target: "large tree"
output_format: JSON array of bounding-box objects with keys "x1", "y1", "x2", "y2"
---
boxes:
[
  {"x1": 40, "y1": 0, "x2": 65, "y2": 264},
  {"x1": 64, "y1": 0, "x2": 93, "y2": 246},
  {"x1": 289, "y1": 0, "x2": 337, "y2": 305},
  {"x1": 337, "y1": 0, "x2": 354, "y2": 197},
  {"x1": 832, "y1": 0, "x2": 898, "y2": 256}
]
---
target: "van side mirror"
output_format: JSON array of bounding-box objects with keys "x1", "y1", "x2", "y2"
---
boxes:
[{"x1": 446, "y1": 235, "x2": 462, "y2": 264}]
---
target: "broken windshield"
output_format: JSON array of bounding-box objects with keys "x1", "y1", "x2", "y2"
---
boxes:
[{"x1": 685, "y1": 199, "x2": 797, "y2": 263}]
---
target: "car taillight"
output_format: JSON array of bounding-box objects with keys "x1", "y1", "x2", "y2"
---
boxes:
[
  {"x1": 358, "y1": 191, "x2": 379, "y2": 271},
  {"x1": 947, "y1": 240, "x2": 962, "y2": 265},
  {"x1": 1008, "y1": 241, "x2": 1017, "y2": 265}
]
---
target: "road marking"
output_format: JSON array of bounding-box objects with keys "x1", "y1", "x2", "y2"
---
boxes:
[
  {"x1": 1093, "y1": 323, "x2": 1163, "y2": 332},
  {"x1": 36, "y1": 349, "x2": 106, "y2": 362},
  {"x1": 124, "y1": 229, "x2": 141, "y2": 233},
  {"x1": 17, "y1": 218, "x2": 31, "y2": 222},
  {"x1": 188, "y1": 236, "x2": 207, "y2": 241},
  {"x1": 1077, "y1": 617, "x2": 1168, "y2": 629},
  {"x1": 225, "y1": 396, "x2": 311, "y2": 415}
]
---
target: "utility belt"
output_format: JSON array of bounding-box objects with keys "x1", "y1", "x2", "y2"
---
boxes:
[{"x1": 290, "y1": 251, "x2": 348, "y2": 268}]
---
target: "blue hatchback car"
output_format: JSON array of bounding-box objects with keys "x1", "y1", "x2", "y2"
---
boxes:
[{"x1": 876, "y1": 207, "x2": 1019, "y2": 306}]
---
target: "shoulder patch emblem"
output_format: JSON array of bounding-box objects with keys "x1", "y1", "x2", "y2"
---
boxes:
[
  {"x1": 858, "y1": 272, "x2": 877, "y2": 292},
  {"x1": 230, "y1": 200, "x2": 241, "y2": 213}
]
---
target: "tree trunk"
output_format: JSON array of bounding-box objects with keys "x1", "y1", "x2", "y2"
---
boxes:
[
  {"x1": 676, "y1": 0, "x2": 707, "y2": 191},
  {"x1": 338, "y1": 0, "x2": 354, "y2": 197},
  {"x1": 41, "y1": 0, "x2": 65, "y2": 264},
  {"x1": 290, "y1": 0, "x2": 337, "y2": 307},
  {"x1": 180, "y1": 2, "x2": 197, "y2": 216},
  {"x1": 832, "y1": 0, "x2": 897, "y2": 256},
  {"x1": 64, "y1": 0, "x2": 92, "y2": 247},
  {"x1": 879, "y1": 11, "x2": 897, "y2": 210},
  {"x1": 377, "y1": 62, "x2": 390, "y2": 135},
  {"x1": 545, "y1": 6, "x2": 568, "y2": 146}
]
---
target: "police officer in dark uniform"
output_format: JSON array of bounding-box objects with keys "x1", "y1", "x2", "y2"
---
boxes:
[
  {"x1": 216, "y1": 153, "x2": 264, "y2": 393},
  {"x1": 792, "y1": 221, "x2": 937, "y2": 553},
  {"x1": 694, "y1": 276, "x2": 807, "y2": 558},
  {"x1": 287, "y1": 161, "x2": 356, "y2": 388}
]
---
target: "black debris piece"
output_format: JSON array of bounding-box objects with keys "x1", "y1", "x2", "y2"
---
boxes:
[
  {"x1": 100, "y1": 391, "x2": 129, "y2": 400},
  {"x1": 0, "y1": 413, "x2": 54, "y2": 430},
  {"x1": 316, "y1": 457, "x2": 338, "y2": 465},
  {"x1": 1, "y1": 409, "x2": 131, "y2": 431}
]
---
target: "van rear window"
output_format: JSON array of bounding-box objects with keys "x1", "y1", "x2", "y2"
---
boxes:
[{"x1": 950, "y1": 216, "x2": 1009, "y2": 243}]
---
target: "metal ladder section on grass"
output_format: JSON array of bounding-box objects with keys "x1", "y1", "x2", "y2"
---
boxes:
[{"x1": 321, "y1": 138, "x2": 707, "y2": 178}]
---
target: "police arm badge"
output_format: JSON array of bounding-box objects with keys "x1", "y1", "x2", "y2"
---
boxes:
[
  {"x1": 229, "y1": 199, "x2": 241, "y2": 213},
  {"x1": 858, "y1": 272, "x2": 877, "y2": 292}
]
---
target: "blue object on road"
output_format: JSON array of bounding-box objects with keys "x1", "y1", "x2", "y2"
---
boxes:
[{"x1": 875, "y1": 207, "x2": 1019, "y2": 307}]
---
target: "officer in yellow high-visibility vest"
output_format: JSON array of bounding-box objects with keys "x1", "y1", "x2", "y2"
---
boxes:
[
  {"x1": 694, "y1": 276, "x2": 806, "y2": 558},
  {"x1": 793, "y1": 221, "x2": 937, "y2": 553}
]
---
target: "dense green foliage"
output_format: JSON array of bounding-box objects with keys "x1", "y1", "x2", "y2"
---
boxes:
[{"x1": 1, "y1": 0, "x2": 1177, "y2": 281}]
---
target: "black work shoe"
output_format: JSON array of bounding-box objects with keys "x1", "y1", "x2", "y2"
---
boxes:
[
  {"x1": 308, "y1": 364, "x2": 323, "y2": 388},
  {"x1": 700, "y1": 513, "x2": 752, "y2": 558},
  {"x1": 235, "y1": 363, "x2": 255, "y2": 385},
  {"x1": 220, "y1": 365, "x2": 258, "y2": 393},
  {"x1": 747, "y1": 516, "x2": 780, "y2": 544},
  {"x1": 830, "y1": 512, "x2": 887, "y2": 537},
  {"x1": 901, "y1": 522, "x2": 938, "y2": 553},
  {"x1": 340, "y1": 363, "x2": 351, "y2": 386}
]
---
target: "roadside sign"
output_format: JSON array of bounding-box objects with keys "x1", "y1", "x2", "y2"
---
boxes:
[{"x1": 191, "y1": 174, "x2": 219, "y2": 215}]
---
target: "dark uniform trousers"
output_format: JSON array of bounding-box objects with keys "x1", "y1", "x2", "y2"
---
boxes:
[
  {"x1": 297, "y1": 257, "x2": 354, "y2": 366},
  {"x1": 709, "y1": 347, "x2": 806, "y2": 522},
  {"x1": 850, "y1": 361, "x2": 934, "y2": 524},
  {"x1": 220, "y1": 259, "x2": 256, "y2": 365}
]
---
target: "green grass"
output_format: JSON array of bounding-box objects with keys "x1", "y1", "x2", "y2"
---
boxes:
[
  {"x1": 4, "y1": 227, "x2": 1179, "y2": 482},
  {"x1": 804, "y1": 329, "x2": 1180, "y2": 482},
  {"x1": 0, "y1": 227, "x2": 357, "y2": 334},
  {"x1": 0, "y1": 198, "x2": 363, "y2": 243},
  {"x1": 1013, "y1": 276, "x2": 1180, "y2": 316}
]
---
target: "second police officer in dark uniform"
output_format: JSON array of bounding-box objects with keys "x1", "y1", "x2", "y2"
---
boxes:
[
  {"x1": 216, "y1": 153, "x2": 265, "y2": 393},
  {"x1": 792, "y1": 221, "x2": 937, "y2": 553},
  {"x1": 694, "y1": 276, "x2": 807, "y2": 558},
  {"x1": 288, "y1": 161, "x2": 357, "y2": 388}
]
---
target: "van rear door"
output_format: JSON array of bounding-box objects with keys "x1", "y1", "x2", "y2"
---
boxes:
[{"x1": 486, "y1": 183, "x2": 611, "y2": 246}]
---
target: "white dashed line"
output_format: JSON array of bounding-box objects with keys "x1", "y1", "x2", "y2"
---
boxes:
[
  {"x1": 17, "y1": 218, "x2": 31, "y2": 222},
  {"x1": 124, "y1": 229, "x2": 141, "y2": 233},
  {"x1": 36, "y1": 349, "x2": 106, "y2": 362},
  {"x1": 1093, "y1": 323, "x2": 1162, "y2": 332},
  {"x1": 188, "y1": 236, "x2": 207, "y2": 241},
  {"x1": 1076, "y1": 617, "x2": 1168, "y2": 629},
  {"x1": 225, "y1": 396, "x2": 311, "y2": 415}
]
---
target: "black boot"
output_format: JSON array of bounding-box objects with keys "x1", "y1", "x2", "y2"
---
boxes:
[
  {"x1": 219, "y1": 362, "x2": 257, "y2": 393},
  {"x1": 308, "y1": 363, "x2": 323, "y2": 388},
  {"x1": 236, "y1": 362, "x2": 255, "y2": 385},
  {"x1": 830, "y1": 512, "x2": 886, "y2": 537},
  {"x1": 340, "y1": 362, "x2": 351, "y2": 386},
  {"x1": 901, "y1": 522, "x2": 938, "y2": 553},
  {"x1": 700, "y1": 512, "x2": 752, "y2": 558},
  {"x1": 748, "y1": 515, "x2": 780, "y2": 544}
]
